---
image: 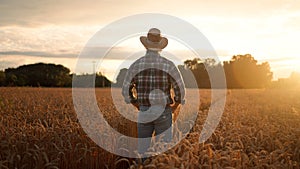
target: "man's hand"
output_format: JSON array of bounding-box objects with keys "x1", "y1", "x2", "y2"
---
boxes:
[
  {"x1": 170, "y1": 102, "x2": 180, "y2": 122},
  {"x1": 170, "y1": 102, "x2": 180, "y2": 112}
]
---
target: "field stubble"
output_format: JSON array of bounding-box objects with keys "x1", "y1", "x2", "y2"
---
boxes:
[{"x1": 0, "y1": 87, "x2": 299, "y2": 169}]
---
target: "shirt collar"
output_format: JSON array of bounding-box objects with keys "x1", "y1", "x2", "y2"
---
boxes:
[{"x1": 146, "y1": 49, "x2": 161, "y2": 56}]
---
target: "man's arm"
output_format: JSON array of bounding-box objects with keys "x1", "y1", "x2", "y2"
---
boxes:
[
  {"x1": 122, "y1": 68, "x2": 138, "y2": 106},
  {"x1": 169, "y1": 63, "x2": 186, "y2": 106}
]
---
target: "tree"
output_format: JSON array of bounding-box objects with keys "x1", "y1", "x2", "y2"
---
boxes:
[
  {"x1": 95, "y1": 72, "x2": 111, "y2": 87},
  {"x1": 223, "y1": 54, "x2": 272, "y2": 88},
  {"x1": 0, "y1": 70, "x2": 6, "y2": 86},
  {"x1": 178, "y1": 65, "x2": 197, "y2": 88},
  {"x1": 72, "y1": 73, "x2": 111, "y2": 88},
  {"x1": 184, "y1": 58, "x2": 201, "y2": 70},
  {"x1": 181, "y1": 58, "x2": 222, "y2": 88},
  {"x1": 4, "y1": 63, "x2": 72, "y2": 87},
  {"x1": 114, "y1": 68, "x2": 128, "y2": 87},
  {"x1": 181, "y1": 55, "x2": 272, "y2": 89}
]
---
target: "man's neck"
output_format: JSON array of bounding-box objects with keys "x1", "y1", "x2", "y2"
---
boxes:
[{"x1": 146, "y1": 49, "x2": 161, "y2": 55}]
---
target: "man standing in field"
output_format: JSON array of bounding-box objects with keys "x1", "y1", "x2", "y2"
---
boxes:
[{"x1": 122, "y1": 28, "x2": 186, "y2": 159}]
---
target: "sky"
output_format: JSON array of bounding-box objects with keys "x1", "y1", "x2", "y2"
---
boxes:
[{"x1": 0, "y1": 0, "x2": 300, "y2": 81}]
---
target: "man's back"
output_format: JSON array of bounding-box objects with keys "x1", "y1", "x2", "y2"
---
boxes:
[{"x1": 122, "y1": 50, "x2": 185, "y2": 106}]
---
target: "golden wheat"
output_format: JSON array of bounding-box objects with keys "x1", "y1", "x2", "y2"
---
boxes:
[{"x1": 0, "y1": 88, "x2": 299, "y2": 168}]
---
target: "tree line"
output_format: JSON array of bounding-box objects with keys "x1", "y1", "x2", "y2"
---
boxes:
[
  {"x1": 0, "y1": 54, "x2": 299, "y2": 88},
  {"x1": 115, "y1": 54, "x2": 298, "y2": 89},
  {"x1": 0, "y1": 63, "x2": 111, "y2": 87}
]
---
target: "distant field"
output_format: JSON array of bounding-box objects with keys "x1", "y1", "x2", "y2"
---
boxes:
[{"x1": 0, "y1": 87, "x2": 299, "y2": 168}]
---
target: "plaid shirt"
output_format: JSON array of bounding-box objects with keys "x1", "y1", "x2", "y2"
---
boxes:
[{"x1": 122, "y1": 50, "x2": 185, "y2": 106}]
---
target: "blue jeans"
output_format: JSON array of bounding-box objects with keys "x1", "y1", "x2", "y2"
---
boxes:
[{"x1": 137, "y1": 105, "x2": 172, "y2": 157}]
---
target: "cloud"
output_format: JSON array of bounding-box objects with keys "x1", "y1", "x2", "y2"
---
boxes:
[
  {"x1": 0, "y1": 46, "x2": 140, "y2": 59},
  {"x1": 0, "y1": 25, "x2": 97, "y2": 55},
  {"x1": 0, "y1": 51, "x2": 78, "y2": 58},
  {"x1": 0, "y1": 0, "x2": 144, "y2": 27},
  {"x1": 1, "y1": 0, "x2": 299, "y2": 27}
]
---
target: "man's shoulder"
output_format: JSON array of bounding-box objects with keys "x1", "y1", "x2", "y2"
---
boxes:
[
  {"x1": 159, "y1": 55, "x2": 172, "y2": 63},
  {"x1": 128, "y1": 56, "x2": 146, "y2": 69},
  {"x1": 130, "y1": 54, "x2": 175, "y2": 68},
  {"x1": 159, "y1": 55, "x2": 176, "y2": 67},
  {"x1": 131, "y1": 56, "x2": 146, "y2": 65}
]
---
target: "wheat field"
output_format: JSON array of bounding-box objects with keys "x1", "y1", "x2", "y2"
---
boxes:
[{"x1": 0, "y1": 87, "x2": 299, "y2": 169}]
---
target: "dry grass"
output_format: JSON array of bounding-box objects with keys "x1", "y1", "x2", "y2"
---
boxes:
[{"x1": 0, "y1": 87, "x2": 299, "y2": 169}]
